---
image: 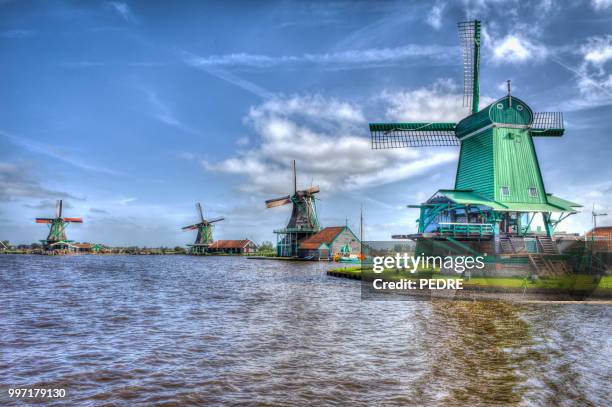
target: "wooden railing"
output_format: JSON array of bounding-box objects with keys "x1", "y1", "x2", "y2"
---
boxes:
[{"x1": 437, "y1": 222, "x2": 494, "y2": 237}]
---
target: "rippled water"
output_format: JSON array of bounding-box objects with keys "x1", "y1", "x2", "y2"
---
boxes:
[{"x1": 0, "y1": 255, "x2": 610, "y2": 406}]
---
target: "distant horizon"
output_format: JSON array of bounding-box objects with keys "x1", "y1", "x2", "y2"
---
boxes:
[{"x1": 2, "y1": 1, "x2": 612, "y2": 246}]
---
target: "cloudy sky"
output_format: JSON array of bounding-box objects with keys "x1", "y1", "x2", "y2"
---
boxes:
[{"x1": 1, "y1": 0, "x2": 612, "y2": 246}]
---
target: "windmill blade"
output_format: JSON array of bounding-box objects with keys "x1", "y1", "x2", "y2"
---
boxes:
[
  {"x1": 458, "y1": 20, "x2": 481, "y2": 114},
  {"x1": 530, "y1": 112, "x2": 564, "y2": 136},
  {"x1": 64, "y1": 217, "x2": 83, "y2": 223},
  {"x1": 36, "y1": 218, "x2": 54, "y2": 224},
  {"x1": 370, "y1": 123, "x2": 459, "y2": 149},
  {"x1": 207, "y1": 216, "x2": 225, "y2": 223},
  {"x1": 56, "y1": 200, "x2": 63, "y2": 218},
  {"x1": 196, "y1": 202, "x2": 204, "y2": 222},
  {"x1": 300, "y1": 186, "x2": 320, "y2": 195},
  {"x1": 266, "y1": 195, "x2": 292, "y2": 208},
  {"x1": 292, "y1": 160, "x2": 297, "y2": 195},
  {"x1": 182, "y1": 224, "x2": 199, "y2": 230}
]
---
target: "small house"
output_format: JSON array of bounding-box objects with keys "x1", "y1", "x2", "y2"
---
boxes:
[
  {"x1": 73, "y1": 243, "x2": 92, "y2": 253},
  {"x1": 586, "y1": 226, "x2": 612, "y2": 252},
  {"x1": 208, "y1": 239, "x2": 258, "y2": 254},
  {"x1": 298, "y1": 226, "x2": 360, "y2": 260}
]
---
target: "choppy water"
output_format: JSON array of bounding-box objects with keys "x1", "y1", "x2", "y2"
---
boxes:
[{"x1": 0, "y1": 255, "x2": 610, "y2": 406}]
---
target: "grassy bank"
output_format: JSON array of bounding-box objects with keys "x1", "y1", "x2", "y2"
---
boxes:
[{"x1": 327, "y1": 266, "x2": 612, "y2": 291}]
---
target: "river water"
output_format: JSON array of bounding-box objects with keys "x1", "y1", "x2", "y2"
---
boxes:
[{"x1": 0, "y1": 255, "x2": 610, "y2": 406}]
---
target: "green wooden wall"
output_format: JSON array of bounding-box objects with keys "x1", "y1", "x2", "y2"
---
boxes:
[
  {"x1": 493, "y1": 128, "x2": 547, "y2": 204},
  {"x1": 455, "y1": 129, "x2": 495, "y2": 199},
  {"x1": 489, "y1": 97, "x2": 532, "y2": 125}
]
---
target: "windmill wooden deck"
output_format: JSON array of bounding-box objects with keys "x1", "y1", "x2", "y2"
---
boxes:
[{"x1": 369, "y1": 20, "x2": 581, "y2": 265}]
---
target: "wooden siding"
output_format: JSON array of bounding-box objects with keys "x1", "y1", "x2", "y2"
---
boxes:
[
  {"x1": 493, "y1": 128, "x2": 547, "y2": 204},
  {"x1": 455, "y1": 96, "x2": 533, "y2": 139},
  {"x1": 330, "y1": 228, "x2": 361, "y2": 255},
  {"x1": 489, "y1": 97, "x2": 532, "y2": 125},
  {"x1": 455, "y1": 108, "x2": 491, "y2": 138},
  {"x1": 455, "y1": 129, "x2": 495, "y2": 199}
]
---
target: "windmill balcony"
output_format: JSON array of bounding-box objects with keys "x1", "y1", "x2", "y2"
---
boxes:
[
  {"x1": 273, "y1": 227, "x2": 321, "y2": 234},
  {"x1": 436, "y1": 222, "x2": 494, "y2": 238}
]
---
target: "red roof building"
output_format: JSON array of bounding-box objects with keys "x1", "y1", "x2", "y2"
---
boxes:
[
  {"x1": 298, "y1": 226, "x2": 360, "y2": 259},
  {"x1": 586, "y1": 226, "x2": 612, "y2": 239},
  {"x1": 208, "y1": 239, "x2": 258, "y2": 254},
  {"x1": 586, "y1": 226, "x2": 612, "y2": 252}
]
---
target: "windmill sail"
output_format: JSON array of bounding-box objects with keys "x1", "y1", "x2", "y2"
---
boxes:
[
  {"x1": 458, "y1": 20, "x2": 481, "y2": 114},
  {"x1": 196, "y1": 202, "x2": 204, "y2": 222},
  {"x1": 370, "y1": 123, "x2": 459, "y2": 149},
  {"x1": 530, "y1": 112, "x2": 564, "y2": 136},
  {"x1": 301, "y1": 186, "x2": 320, "y2": 195},
  {"x1": 266, "y1": 195, "x2": 292, "y2": 208},
  {"x1": 369, "y1": 21, "x2": 482, "y2": 148}
]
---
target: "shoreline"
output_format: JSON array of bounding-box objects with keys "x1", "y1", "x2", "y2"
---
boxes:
[{"x1": 328, "y1": 268, "x2": 612, "y2": 302}]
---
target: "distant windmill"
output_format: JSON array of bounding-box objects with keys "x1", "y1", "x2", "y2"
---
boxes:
[
  {"x1": 182, "y1": 202, "x2": 224, "y2": 255},
  {"x1": 35, "y1": 200, "x2": 83, "y2": 249},
  {"x1": 266, "y1": 160, "x2": 321, "y2": 256}
]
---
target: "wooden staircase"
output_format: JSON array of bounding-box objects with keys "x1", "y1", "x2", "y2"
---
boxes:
[
  {"x1": 537, "y1": 236, "x2": 558, "y2": 254},
  {"x1": 528, "y1": 254, "x2": 569, "y2": 277},
  {"x1": 499, "y1": 236, "x2": 515, "y2": 253}
]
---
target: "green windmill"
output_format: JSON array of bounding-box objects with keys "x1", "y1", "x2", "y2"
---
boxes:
[
  {"x1": 36, "y1": 199, "x2": 83, "y2": 250},
  {"x1": 182, "y1": 202, "x2": 225, "y2": 255},
  {"x1": 369, "y1": 20, "x2": 581, "y2": 255},
  {"x1": 266, "y1": 160, "x2": 321, "y2": 257}
]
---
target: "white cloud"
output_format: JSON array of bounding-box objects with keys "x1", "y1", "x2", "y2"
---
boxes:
[
  {"x1": 0, "y1": 161, "x2": 78, "y2": 202},
  {"x1": 144, "y1": 89, "x2": 200, "y2": 135},
  {"x1": 492, "y1": 35, "x2": 547, "y2": 63},
  {"x1": 202, "y1": 93, "x2": 458, "y2": 196},
  {"x1": 381, "y1": 78, "x2": 495, "y2": 122},
  {"x1": 249, "y1": 94, "x2": 365, "y2": 125},
  {"x1": 582, "y1": 35, "x2": 612, "y2": 68},
  {"x1": 182, "y1": 44, "x2": 454, "y2": 70},
  {"x1": 426, "y1": 2, "x2": 446, "y2": 30},
  {"x1": 114, "y1": 197, "x2": 137, "y2": 205},
  {"x1": 236, "y1": 136, "x2": 250, "y2": 147},
  {"x1": 591, "y1": 0, "x2": 612, "y2": 10},
  {"x1": 107, "y1": 2, "x2": 132, "y2": 21},
  {"x1": 382, "y1": 78, "x2": 468, "y2": 122},
  {"x1": 559, "y1": 35, "x2": 612, "y2": 110},
  {"x1": 182, "y1": 52, "x2": 275, "y2": 99}
]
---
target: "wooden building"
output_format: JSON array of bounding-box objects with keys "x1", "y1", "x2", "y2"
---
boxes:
[
  {"x1": 586, "y1": 226, "x2": 612, "y2": 252},
  {"x1": 73, "y1": 243, "x2": 92, "y2": 253},
  {"x1": 298, "y1": 226, "x2": 360, "y2": 260},
  {"x1": 208, "y1": 239, "x2": 258, "y2": 254}
]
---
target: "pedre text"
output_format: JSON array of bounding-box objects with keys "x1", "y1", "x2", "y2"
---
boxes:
[{"x1": 372, "y1": 253, "x2": 485, "y2": 274}]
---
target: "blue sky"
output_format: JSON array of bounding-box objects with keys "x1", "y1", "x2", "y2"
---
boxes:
[{"x1": 1, "y1": 0, "x2": 612, "y2": 246}]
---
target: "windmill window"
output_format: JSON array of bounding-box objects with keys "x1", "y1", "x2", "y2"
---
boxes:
[
  {"x1": 501, "y1": 186, "x2": 510, "y2": 196},
  {"x1": 517, "y1": 105, "x2": 524, "y2": 111},
  {"x1": 528, "y1": 187, "x2": 538, "y2": 197},
  {"x1": 496, "y1": 103, "x2": 504, "y2": 109}
]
